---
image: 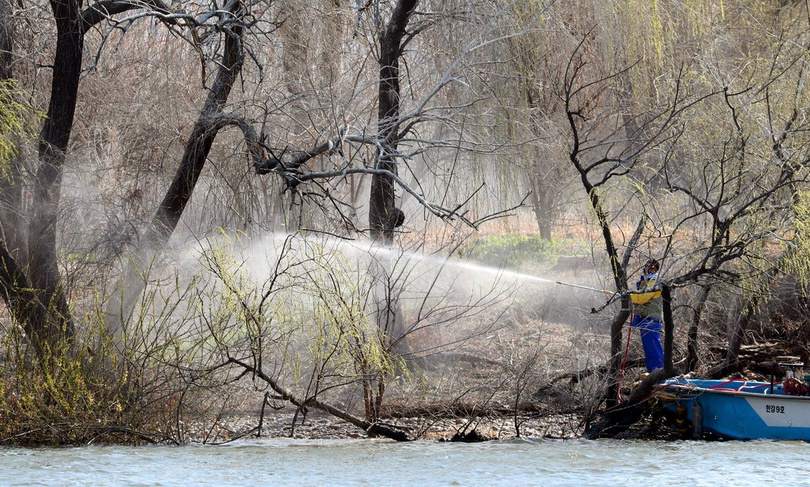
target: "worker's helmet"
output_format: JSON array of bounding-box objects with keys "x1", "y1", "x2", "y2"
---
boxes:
[{"x1": 643, "y1": 258, "x2": 660, "y2": 274}]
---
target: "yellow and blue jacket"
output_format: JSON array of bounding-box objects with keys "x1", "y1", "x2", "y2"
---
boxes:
[{"x1": 630, "y1": 272, "x2": 663, "y2": 321}]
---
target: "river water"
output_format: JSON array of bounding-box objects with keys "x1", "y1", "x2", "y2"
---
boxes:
[{"x1": 1, "y1": 438, "x2": 807, "y2": 486}]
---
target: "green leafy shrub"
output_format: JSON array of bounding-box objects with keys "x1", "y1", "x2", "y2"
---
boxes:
[
  {"x1": 0, "y1": 79, "x2": 37, "y2": 175},
  {"x1": 459, "y1": 234, "x2": 587, "y2": 270},
  {"x1": 0, "y1": 340, "x2": 125, "y2": 445},
  {"x1": 0, "y1": 316, "x2": 183, "y2": 446}
]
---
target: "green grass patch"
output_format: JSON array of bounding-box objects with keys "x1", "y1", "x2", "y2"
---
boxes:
[{"x1": 458, "y1": 234, "x2": 589, "y2": 270}]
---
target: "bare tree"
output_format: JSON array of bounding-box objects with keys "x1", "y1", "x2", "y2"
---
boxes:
[
  {"x1": 559, "y1": 34, "x2": 712, "y2": 404},
  {"x1": 104, "y1": 1, "x2": 253, "y2": 336},
  {"x1": 367, "y1": 0, "x2": 418, "y2": 243},
  {"x1": 556, "y1": 22, "x2": 810, "y2": 434},
  {"x1": 171, "y1": 233, "x2": 505, "y2": 440}
]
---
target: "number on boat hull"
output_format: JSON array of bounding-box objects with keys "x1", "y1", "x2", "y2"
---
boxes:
[{"x1": 747, "y1": 397, "x2": 810, "y2": 428}]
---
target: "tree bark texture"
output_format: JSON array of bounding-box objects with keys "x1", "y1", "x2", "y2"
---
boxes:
[
  {"x1": 368, "y1": 0, "x2": 418, "y2": 243},
  {"x1": 27, "y1": 0, "x2": 86, "y2": 344},
  {"x1": 662, "y1": 283, "x2": 674, "y2": 374},
  {"x1": 582, "y1": 178, "x2": 630, "y2": 406},
  {"x1": 687, "y1": 285, "x2": 711, "y2": 372}
]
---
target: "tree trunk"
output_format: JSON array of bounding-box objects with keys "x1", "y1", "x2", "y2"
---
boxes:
[
  {"x1": 279, "y1": 1, "x2": 314, "y2": 230},
  {"x1": 725, "y1": 299, "x2": 755, "y2": 368},
  {"x1": 607, "y1": 302, "x2": 630, "y2": 406},
  {"x1": 364, "y1": 1, "x2": 419, "y2": 422},
  {"x1": 581, "y1": 180, "x2": 630, "y2": 406},
  {"x1": 662, "y1": 283, "x2": 674, "y2": 374},
  {"x1": 0, "y1": 0, "x2": 9, "y2": 81},
  {"x1": 0, "y1": 243, "x2": 52, "y2": 356},
  {"x1": 4, "y1": 0, "x2": 167, "y2": 352},
  {"x1": 368, "y1": 0, "x2": 418, "y2": 243},
  {"x1": 617, "y1": 72, "x2": 643, "y2": 157},
  {"x1": 525, "y1": 86, "x2": 557, "y2": 240},
  {"x1": 528, "y1": 171, "x2": 553, "y2": 240},
  {"x1": 687, "y1": 285, "x2": 711, "y2": 372},
  {"x1": 104, "y1": 22, "x2": 244, "y2": 335},
  {"x1": 26, "y1": 0, "x2": 85, "y2": 345},
  {"x1": 150, "y1": 28, "x2": 244, "y2": 241}
]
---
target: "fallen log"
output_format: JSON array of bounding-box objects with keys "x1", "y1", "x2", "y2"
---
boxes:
[
  {"x1": 225, "y1": 357, "x2": 410, "y2": 441},
  {"x1": 379, "y1": 401, "x2": 546, "y2": 419}
]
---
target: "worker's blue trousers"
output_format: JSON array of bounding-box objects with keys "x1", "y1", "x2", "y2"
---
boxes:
[{"x1": 630, "y1": 315, "x2": 664, "y2": 372}]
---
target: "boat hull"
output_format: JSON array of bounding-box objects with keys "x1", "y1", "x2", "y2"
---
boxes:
[{"x1": 662, "y1": 379, "x2": 810, "y2": 441}]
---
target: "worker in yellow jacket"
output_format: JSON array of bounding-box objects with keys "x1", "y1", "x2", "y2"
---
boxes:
[{"x1": 629, "y1": 259, "x2": 664, "y2": 372}]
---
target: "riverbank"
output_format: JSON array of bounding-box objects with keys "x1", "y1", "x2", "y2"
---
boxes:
[
  {"x1": 182, "y1": 409, "x2": 584, "y2": 444},
  {"x1": 0, "y1": 317, "x2": 603, "y2": 447}
]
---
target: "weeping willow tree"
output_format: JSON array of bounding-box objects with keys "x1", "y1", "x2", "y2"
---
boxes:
[
  {"x1": 784, "y1": 192, "x2": 810, "y2": 291},
  {"x1": 0, "y1": 80, "x2": 31, "y2": 170},
  {"x1": 0, "y1": 76, "x2": 35, "y2": 274},
  {"x1": 0, "y1": 77, "x2": 32, "y2": 273}
]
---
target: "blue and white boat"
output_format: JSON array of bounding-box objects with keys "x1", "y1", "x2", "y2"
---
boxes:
[{"x1": 659, "y1": 376, "x2": 810, "y2": 441}]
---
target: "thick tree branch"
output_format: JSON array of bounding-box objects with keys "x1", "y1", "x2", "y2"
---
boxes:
[{"x1": 80, "y1": 0, "x2": 174, "y2": 34}]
